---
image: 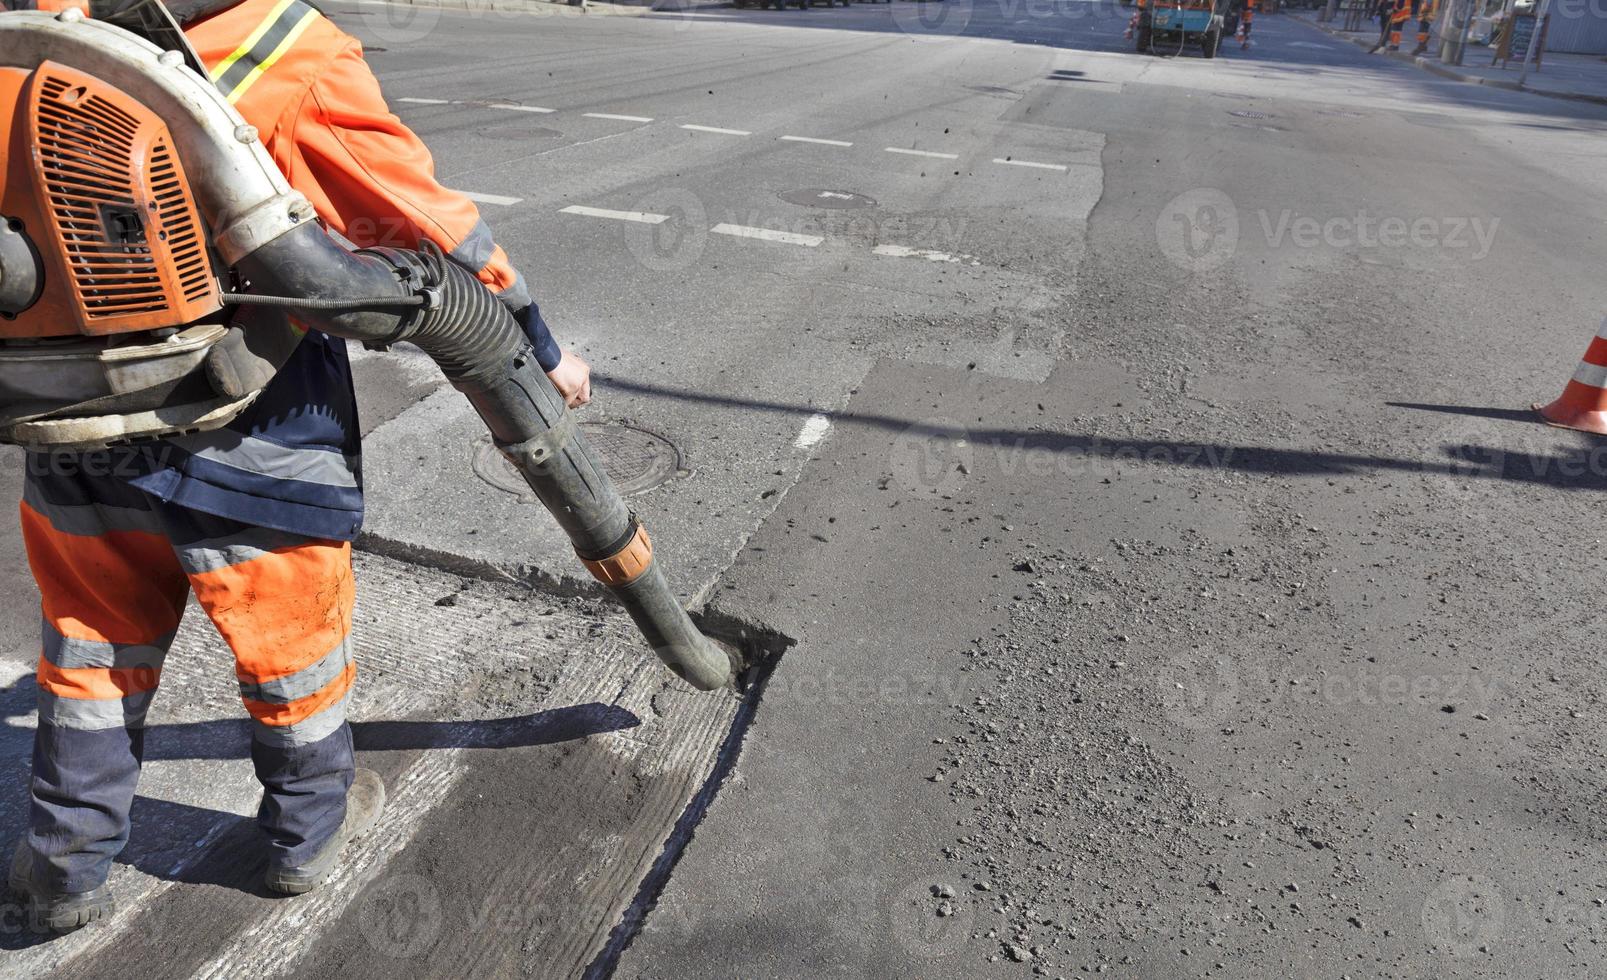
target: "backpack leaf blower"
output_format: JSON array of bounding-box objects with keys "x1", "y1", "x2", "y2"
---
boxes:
[{"x1": 0, "y1": 5, "x2": 743, "y2": 691}]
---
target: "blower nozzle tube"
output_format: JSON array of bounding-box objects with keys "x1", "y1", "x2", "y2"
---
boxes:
[{"x1": 234, "y1": 222, "x2": 739, "y2": 692}]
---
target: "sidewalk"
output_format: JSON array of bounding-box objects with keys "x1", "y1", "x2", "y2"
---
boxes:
[{"x1": 1288, "y1": 7, "x2": 1607, "y2": 107}]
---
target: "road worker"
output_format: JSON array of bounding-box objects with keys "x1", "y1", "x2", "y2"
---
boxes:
[
  {"x1": 1, "y1": 0, "x2": 592, "y2": 932},
  {"x1": 1124, "y1": 0, "x2": 1143, "y2": 41},
  {"x1": 1383, "y1": 0, "x2": 1413, "y2": 50},
  {"x1": 1410, "y1": 0, "x2": 1436, "y2": 56},
  {"x1": 1235, "y1": 0, "x2": 1255, "y2": 49}
]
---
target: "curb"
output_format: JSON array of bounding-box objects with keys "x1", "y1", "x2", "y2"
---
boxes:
[{"x1": 1289, "y1": 12, "x2": 1607, "y2": 108}]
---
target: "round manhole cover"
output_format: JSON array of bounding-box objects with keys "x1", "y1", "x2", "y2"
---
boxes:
[
  {"x1": 778, "y1": 188, "x2": 878, "y2": 210},
  {"x1": 472, "y1": 422, "x2": 684, "y2": 500},
  {"x1": 1228, "y1": 109, "x2": 1272, "y2": 119}
]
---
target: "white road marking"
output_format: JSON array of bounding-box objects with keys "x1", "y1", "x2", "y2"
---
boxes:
[
  {"x1": 885, "y1": 147, "x2": 959, "y2": 160},
  {"x1": 398, "y1": 97, "x2": 452, "y2": 105},
  {"x1": 874, "y1": 244, "x2": 958, "y2": 262},
  {"x1": 560, "y1": 205, "x2": 670, "y2": 224},
  {"x1": 681, "y1": 124, "x2": 752, "y2": 136},
  {"x1": 585, "y1": 112, "x2": 655, "y2": 123},
  {"x1": 711, "y1": 223, "x2": 823, "y2": 247},
  {"x1": 992, "y1": 157, "x2": 1068, "y2": 172},
  {"x1": 490, "y1": 103, "x2": 557, "y2": 114},
  {"x1": 780, "y1": 135, "x2": 854, "y2": 147},
  {"x1": 873, "y1": 244, "x2": 979, "y2": 266},
  {"x1": 458, "y1": 190, "x2": 523, "y2": 206},
  {"x1": 794, "y1": 414, "x2": 833, "y2": 450}
]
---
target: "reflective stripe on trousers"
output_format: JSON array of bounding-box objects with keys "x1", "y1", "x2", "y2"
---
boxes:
[
  {"x1": 18, "y1": 464, "x2": 360, "y2": 890},
  {"x1": 20, "y1": 468, "x2": 357, "y2": 746}
]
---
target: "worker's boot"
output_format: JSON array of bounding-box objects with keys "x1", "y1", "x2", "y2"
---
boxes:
[
  {"x1": 1411, "y1": 40, "x2": 1428, "y2": 55},
  {"x1": 264, "y1": 768, "x2": 385, "y2": 896},
  {"x1": 7, "y1": 841, "x2": 115, "y2": 933}
]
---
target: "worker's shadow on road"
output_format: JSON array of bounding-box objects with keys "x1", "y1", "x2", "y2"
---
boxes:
[
  {"x1": 0, "y1": 675, "x2": 637, "y2": 944},
  {"x1": 610, "y1": 377, "x2": 1607, "y2": 492}
]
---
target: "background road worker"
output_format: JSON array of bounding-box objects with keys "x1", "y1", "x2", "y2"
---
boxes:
[
  {"x1": 1235, "y1": 0, "x2": 1255, "y2": 49},
  {"x1": 1410, "y1": 0, "x2": 1436, "y2": 56}
]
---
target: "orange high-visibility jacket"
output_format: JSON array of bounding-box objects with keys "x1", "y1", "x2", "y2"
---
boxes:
[{"x1": 188, "y1": 0, "x2": 530, "y2": 310}]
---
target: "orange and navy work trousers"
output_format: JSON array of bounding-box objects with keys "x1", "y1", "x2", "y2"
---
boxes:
[
  {"x1": 19, "y1": 455, "x2": 357, "y2": 893},
  {"x1": 1389, "y1": 0, "x2": 1412, "y2": 47},
  {"x1": 1413, "y1": 0, "x2": 1436, "y2": 47}
]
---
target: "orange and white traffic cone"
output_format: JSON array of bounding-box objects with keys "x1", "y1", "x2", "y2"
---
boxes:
[{"x1": 1535, "y1": 317, "x2": 1607, "y2": 435}]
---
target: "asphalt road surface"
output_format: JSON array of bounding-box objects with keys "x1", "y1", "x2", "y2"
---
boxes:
[{"x1": 4, "y1": 1, "x2": 1607, "y2": 977}]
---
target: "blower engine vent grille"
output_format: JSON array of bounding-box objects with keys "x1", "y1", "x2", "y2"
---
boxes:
[
  {"x1": 28, "y1": 67, "x2": 220, "y2": 332},
  {"x1": 37, "y1": 74, "x2": 164, "y2": 317},
  {"x1": 148, "y1": 143, "x2": 212, "y2": 305}
]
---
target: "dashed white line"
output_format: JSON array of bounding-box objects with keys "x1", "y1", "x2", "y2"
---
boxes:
[
  {"x1": 490, "y1": 104, "x2": 557, "y2": 114},
  {"x1": 873, "y1": 244, "x2": 979, "y2": 266},
  {"x1": 780, "y1": 135, "x2": 854, "y2": 147},
  {"x1": 992, "y1": 157, "x2": 1068, "y2": 172},
  {"x1": 794, "y1": 414, "x2": 833, "y2": 450},
  {"x1": 710, "y1": 223, "x2": 823, "y2": 248},
  {"x1": 458, "y1": 191, "x2": 523, "y2": 206},
  {"x1": 398, "y1": 97, "x2": 451, "y2": 105},
  {"x1": 585, "y1": 112, "x2": 654, "y2": 123},
  {"x1": 874, "y1": 244, "x2": 959, "y2": 263},
  {"x1": 681, "y1": 124, "x2": 752, "y2": 136},
  {"x1": 885, "y1": 147, "x2": 959, "y2": 160},
  {"x1": 559, "y1": 205, "x2": 669, "y2": 224}
]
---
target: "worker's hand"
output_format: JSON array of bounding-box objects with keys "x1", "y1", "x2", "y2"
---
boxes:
[{"x1": 547, "y1": 348, "x2": 592, "y2": 408}]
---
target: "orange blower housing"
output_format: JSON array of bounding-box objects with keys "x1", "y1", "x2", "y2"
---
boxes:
[{"x1": 0, "y1": 59, "x2": 222, "y2": 338}]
